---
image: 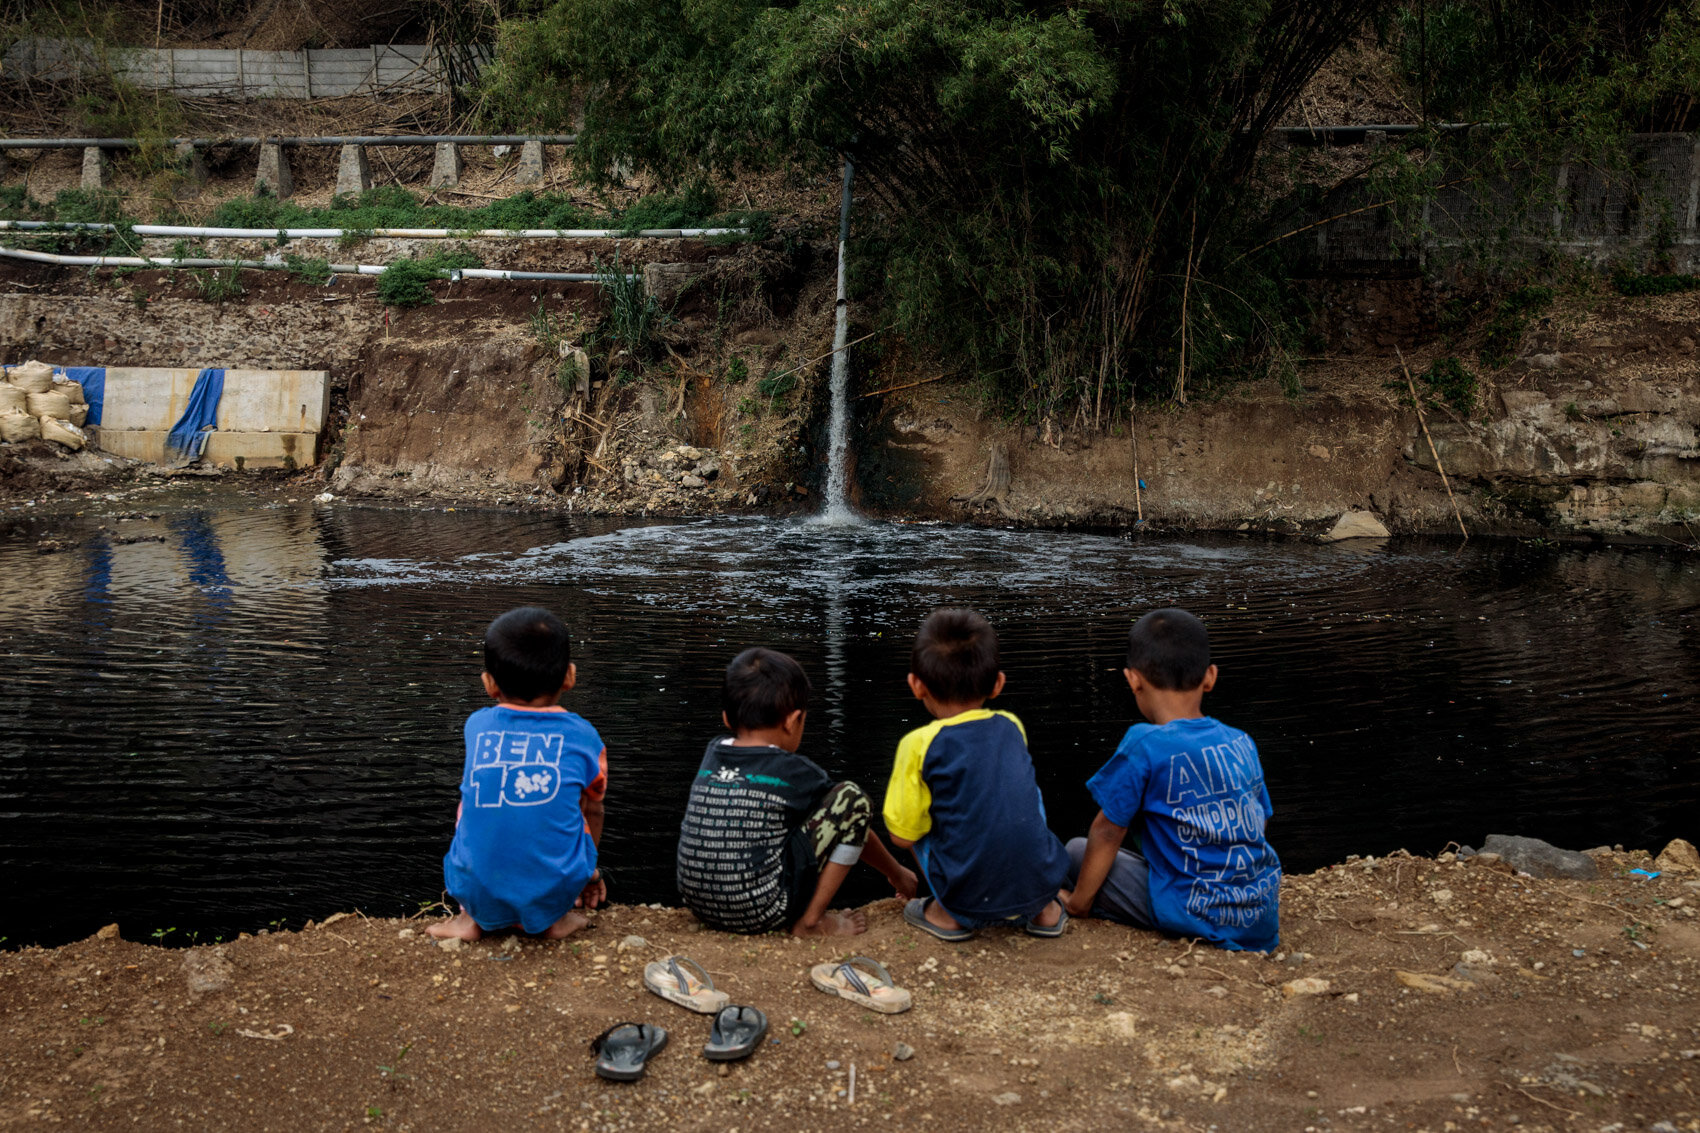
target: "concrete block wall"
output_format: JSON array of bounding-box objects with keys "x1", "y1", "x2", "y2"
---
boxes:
[
  {"x1": 94, "y1": 368, "x2": 329, "y2": 469},
  {"x1": 1305, "y1": 132, "x2": 1700, "y2": 274}
]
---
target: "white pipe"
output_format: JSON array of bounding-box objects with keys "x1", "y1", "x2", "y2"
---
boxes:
[
  {"x1": 0, "y1": 245, "x2": 634, "y2": 282},
  {"x1": 0, "y1": 221, "x2": 745, "y2": 239}
]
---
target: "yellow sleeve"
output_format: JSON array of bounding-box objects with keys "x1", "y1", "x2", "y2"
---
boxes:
[{"x1": 882, "y1": 722, "x2": 939, "y2": 841}]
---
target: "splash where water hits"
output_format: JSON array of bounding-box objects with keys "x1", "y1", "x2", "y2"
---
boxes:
[{"x1": 1, "y1": 502, "x2": 1697, "y2": 946}]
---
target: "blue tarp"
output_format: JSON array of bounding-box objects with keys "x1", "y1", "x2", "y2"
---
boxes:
[
  {"x1": 165, "y1": 368, "x2": 225, "y2": 459},
  {"x1": 60, "y1": 366, "x2": 105, "y2": 426}
]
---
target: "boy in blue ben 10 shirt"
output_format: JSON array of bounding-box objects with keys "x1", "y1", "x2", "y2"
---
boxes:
[
  {"x1": 428, "y1": 607, "x2": 608, "y2": 943},
  {"x1": 884, "y1": 608, "x2": 1071, "y2": 942},
  {"x1": 1061, "y1": 608, "x2": 1281, "y2": 951}
]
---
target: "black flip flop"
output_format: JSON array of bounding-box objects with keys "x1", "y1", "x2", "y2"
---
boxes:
[
  {"x1": 590, "y1": 1022, "x2": 669, "y2": 1081},
  {"x1": 702, "y1": 1005, "x2": 768, "y2": 1062}
]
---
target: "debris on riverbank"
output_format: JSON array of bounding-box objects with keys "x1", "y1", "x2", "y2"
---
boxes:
[{"x1": 3, "y1": 844, "x2": 1696, "y2": 1130}]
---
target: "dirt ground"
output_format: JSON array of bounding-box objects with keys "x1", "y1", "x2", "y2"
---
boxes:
[{"x1": 2, "y1": 847, "x2": 1697, "y2": 1132}]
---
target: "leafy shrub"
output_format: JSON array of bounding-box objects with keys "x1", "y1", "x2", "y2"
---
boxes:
[
  {"x1": 1479, "y1": 286, "x2": 1554, "y2": 369},
  {"x1": 1612, "y1": 272, "x2": 1700, "y2": 297},
  {"x1": 1421, "y1": 356, "x2": 1478, "y2": 414},
  {"x1": 756, "y1": 371, "x2": 798, "y2": 399},
  {"x1": 375, "y1": 260, "x2": 439, "y2": 307},
  {"x1": 283, "y1": 254, "x2": 333, "y2": 285}
]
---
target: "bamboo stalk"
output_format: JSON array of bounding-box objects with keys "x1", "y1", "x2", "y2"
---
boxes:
[
  {"x1": 1397, "y1": 347, "x2": 1468, "y2": 539},
  {"x1": 857, "y1": 373, "x2": 952, "y2": 399}
]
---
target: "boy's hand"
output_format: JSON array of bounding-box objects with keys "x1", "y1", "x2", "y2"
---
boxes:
[
  {"x1": 575, "y1": 871, "x2": 606, "y2": 910},
  {"x1": 889, "y1": 866, "x2": 919, "y2": 901},
  {"x1": 1059, "y1": 887, "x2": 1090, "y2": 918}
]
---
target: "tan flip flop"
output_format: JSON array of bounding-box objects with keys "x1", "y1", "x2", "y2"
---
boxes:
[
  {"x1": 810, "y1": 955, "x2": 912, "y2": 1014},
  {"x1": 642, "y1": 955, "x2": 730, "y2": 1014}
]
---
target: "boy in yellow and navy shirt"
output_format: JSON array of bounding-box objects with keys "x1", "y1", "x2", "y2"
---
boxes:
[{"x1": 883, "y1": 608, "x2": 1070, "y2": 942}]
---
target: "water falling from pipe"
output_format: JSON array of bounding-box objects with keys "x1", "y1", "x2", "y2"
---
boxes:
[{"x1": 820, "y1": 153, "x2": 859, "y2": 525}]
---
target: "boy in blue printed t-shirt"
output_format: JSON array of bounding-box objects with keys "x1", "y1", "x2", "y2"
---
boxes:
[
  {"x1": 428, "y1": 607, "x2": 608, "y2": 942},
  {"x1": 1060, "y1": 608, "x2": 1281, "y2": 951}
]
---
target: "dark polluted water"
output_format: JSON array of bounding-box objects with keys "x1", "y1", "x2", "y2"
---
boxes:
[{"x1": 1, "y1": 500, "x2": 1697, "y2": 948}]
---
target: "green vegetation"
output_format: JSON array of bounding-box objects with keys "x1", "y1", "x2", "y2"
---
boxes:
[
  {"x1": 191, "y1": 266, "x2": 245, "y2": 303},
  {"x1": 283, "y1": 254, "x2": 334, "y2": 286},
  {"x1": 590, "y1": 255, "x2": 667, "y2": 368},
  {"x1": 375, "y1": 247, "x2": 486, "y2": 308},
  {"x1": 1478, "y1": 286, "x2": 1554, "y2": 369},
  {"x1": 0, "y1": 188, "x2": 141, "y2": 255},
  {"x1": 1421, "y1": 356, "x2": 1478, "y2": 415},
  {"x1": 205, "y1": 185, "x2": 751, "y2": 235},
  {"x1": 1612, "y1": 271, "x2": 1700, "y2": 297},
  {"x1": 468, "y1": 0, "x2": 1698, "y2": 418}
]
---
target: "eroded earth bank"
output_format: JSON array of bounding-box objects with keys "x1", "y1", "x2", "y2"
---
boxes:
[{"x1": 2, "y1": 252, "x2": 1698, "y2": 544}]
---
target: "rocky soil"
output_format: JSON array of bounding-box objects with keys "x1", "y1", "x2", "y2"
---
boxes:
[{"x1": 2, "y1": 844, "x2": 1698, "y2": 1132}]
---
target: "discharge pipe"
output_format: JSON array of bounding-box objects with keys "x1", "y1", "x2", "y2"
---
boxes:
[
  {"x1": 0, "y1": 245, "x2": 633, "y2": 282},
  {"x1": 0, "y1": 221, "x2": 746, "y2": 239}
]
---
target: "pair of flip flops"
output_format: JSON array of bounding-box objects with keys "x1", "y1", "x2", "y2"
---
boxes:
[
  {"x1": 902, "y1": 897, "x2": 1069, "y2": 942},
  {"x1": 591, "y1": 1007, "x2": 769, "y2": 1081}
]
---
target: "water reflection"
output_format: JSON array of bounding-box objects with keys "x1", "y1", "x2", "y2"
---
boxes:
[{"x1": 1, "y1": 504, "x2": 1696, "y2": 947}]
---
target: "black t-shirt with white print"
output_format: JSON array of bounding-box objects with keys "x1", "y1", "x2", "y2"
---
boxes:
[{"x1": 675, "y1": 735, "x2": 833, "y2": 933}]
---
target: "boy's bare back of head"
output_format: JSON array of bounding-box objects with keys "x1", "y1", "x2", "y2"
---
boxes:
[
  {"x1": 911, "y1": 608, "x2": 1001, "y2": 704},
  {"x1": 1126, "y1": 608, "x2": 1212, "y2": 690},
  {"x1": 484, "y1": 607, "x2": 573, "y2": 702}
]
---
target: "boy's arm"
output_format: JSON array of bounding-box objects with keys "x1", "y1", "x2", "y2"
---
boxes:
[
  {"x1": 576, "y1": 748, "x2": 609, "y2": 909},
  {"x1": 1061, "y1": 810, "x2": 1128, "y2": 917},
  {"x1": 858, "y1": 829, "x2": 919, "y2": 898}
]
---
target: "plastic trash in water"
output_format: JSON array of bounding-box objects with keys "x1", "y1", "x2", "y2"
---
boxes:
[{"x1": 1628, "y1": 868, "x2": 1661, "y2": 879}]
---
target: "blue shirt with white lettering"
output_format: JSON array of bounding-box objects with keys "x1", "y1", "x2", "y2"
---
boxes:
[
  {"x1": 1087, "y1": 716, "x2": 1281, "y2": 951},
  {"x1": 443, "y1": 705, "x2": 605, "y2": 933}
]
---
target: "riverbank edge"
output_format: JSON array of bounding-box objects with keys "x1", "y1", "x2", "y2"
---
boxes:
[{"x1": 4, "y1": 842, "x2": 1698, "y2": 1131}]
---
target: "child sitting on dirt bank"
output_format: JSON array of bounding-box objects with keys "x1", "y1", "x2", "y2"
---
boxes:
[
  {"x1": 428, "y1": 607, "x2": 608, "y2": 942},
  {"x1": 885, "y1": 608, "x2": 1071, "y2": 941},
  {"x1": 1061, "y1": 607, "x2": 1282, "y2": 951},
  {"x1": 675, "y1": 647, "x2": 917, "y2": 936}
]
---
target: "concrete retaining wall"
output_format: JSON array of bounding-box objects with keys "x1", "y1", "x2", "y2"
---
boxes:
[{"x1": 94, "y1": 367, "x2": 329, "y2": 469}]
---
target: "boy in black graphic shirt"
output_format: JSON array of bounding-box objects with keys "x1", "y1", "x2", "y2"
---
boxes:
[{"x1": 676, "y1": 648, "x2": 917, "y2": 936}]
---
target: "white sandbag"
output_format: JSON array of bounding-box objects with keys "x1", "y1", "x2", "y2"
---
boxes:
[
  {"x1": 69, "y1": 403, "x2": 88, "y2": 427},
  {"x1": 0, "y1": 411, "x2": 41, "y2": 442},
  {"x1": 9, "y1": 360, "x2": 53, "y2": 393},
  {"x1": 53, "y1": 376, "x2": 86, "y2": 405},
  {"x1": 27, "y1": 390, "x2": 72, "y2": 419},
  {"x1": 0, "y1": 385, "x2": 24, "y2": 414},
  {"x1": 40, "y1": 416, "x2": 85, "y2": 450}
]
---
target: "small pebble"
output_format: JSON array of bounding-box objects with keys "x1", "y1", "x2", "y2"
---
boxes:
[
  {"x1": 826, "y1": 1060, "x2": 841, "y2": 1070},
  {"x1": 397, "y1": 928, "x2": 414, "y2": 940},
  {"x1": 1572, "y1": 949, "x2": 1585, "y2": 958},
  {"x1": 891, "y1": 1042, "x2": 915, "y2": 1061}
]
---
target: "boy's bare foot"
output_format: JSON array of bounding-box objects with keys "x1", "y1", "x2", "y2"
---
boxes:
[
  {"x1": 792, "y1": 909, "x2": 868, "y2": 937},
  {"x1": 543, "y1": 911, "x2": 590, "y2": 939},
  {"x1": 425, "y1": 912, "x2": 483, "y2": 942},
  {"x1": 1031, "y1": 899, "x2": 1064, "y2": 928}
]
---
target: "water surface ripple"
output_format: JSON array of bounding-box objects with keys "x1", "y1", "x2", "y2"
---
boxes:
[{"x1": 2, "y1": 505, "x2": 1695, "y2": 946}]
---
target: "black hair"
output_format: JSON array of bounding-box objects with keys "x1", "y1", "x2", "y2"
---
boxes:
[
  {"x1": 722, "y1": 647, "x2": 811, "y2": 733},
  {"x1": 484, "y1": 606, "x2": 572, "y2": 701},
  {"x1": 911, "y1": 607, "x2": 1000, "y2": 703},
  {"x1": 1126, "y1": 608, "x2": 1211, "y2": 690}
]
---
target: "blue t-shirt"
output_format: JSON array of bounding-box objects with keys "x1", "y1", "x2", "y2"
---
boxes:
[
  {"x1": 443, "y1": 705, "x2": 606, "y2": 934},
  {"x1": 1088, "y1": 716, "x2": 1281, "y2": 951}
]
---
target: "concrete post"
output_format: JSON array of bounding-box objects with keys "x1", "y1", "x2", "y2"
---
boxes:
[
  {"x1": 428, "y1": 142, "x2": 462, "y2": 190},
  {"x1": 172, "y1": 142, "x2": 207, "y2": 199},
  {"x1": 81, "y1": 146, "x2": 111, "y2": 191},
  {"x1": 255, "y1": 142, "x2": 293, "y2": 199},
  {"x1": 515, "y1": 140, "x2": 546, "y2": 186},
  {"x1": 335, "y1": 144, "x2": 371, "y2": 197}
]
